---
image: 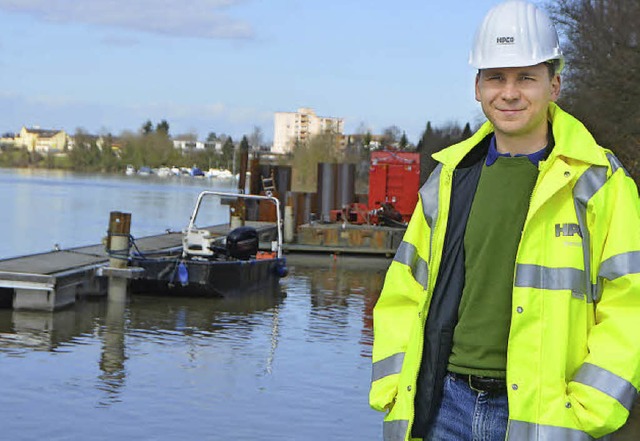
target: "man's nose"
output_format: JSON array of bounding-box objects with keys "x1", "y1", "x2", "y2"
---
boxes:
[{"x1": 501, "y1": 80, "x2": 520, "y2": 100}]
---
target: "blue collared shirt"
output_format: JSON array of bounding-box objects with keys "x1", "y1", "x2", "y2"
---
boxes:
[{"x1": 486, "y1": 135, "x2": 547, "y2": 167}]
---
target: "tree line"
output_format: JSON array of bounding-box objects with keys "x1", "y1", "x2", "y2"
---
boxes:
[{"x1": 0, "y1": 120, "x2": 253, "y2": 173}]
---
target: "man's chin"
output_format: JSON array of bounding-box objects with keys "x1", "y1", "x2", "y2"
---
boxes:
[{"x1": 491, "y1": 121, "x2": 527, "y2": 136}]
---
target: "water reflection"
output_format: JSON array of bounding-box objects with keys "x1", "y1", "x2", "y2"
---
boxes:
[
  {"x1": 0, "y1": 285, "x2": 286, "y2": 407},
  {"x1": 287, "y1": 254, "x2": 388, "y2": 358},
  {"x1": 98, "y1": 299, "x2": 127, "y2": 406},
  {"x1": 0, "y1": 254, "x2": 636, "y2": 440},
  {"x1": 98, "y1": 287, "x2": 286, "y2": 406},
  {"x1": 0, "y1": 301, "x2": 100, "y2": 354}
]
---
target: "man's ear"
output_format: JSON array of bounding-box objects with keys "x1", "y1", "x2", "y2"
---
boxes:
[
  {"x1": 475, "y1": 73, "x2": 481, "y2": 102},
  {"x1": 550, "y1": 74, "x2": 561, "y2": 102}
]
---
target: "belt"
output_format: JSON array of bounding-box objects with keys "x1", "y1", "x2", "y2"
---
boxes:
[{"x1": 449, "y1": 372, "x2": 507, "y2": 395}]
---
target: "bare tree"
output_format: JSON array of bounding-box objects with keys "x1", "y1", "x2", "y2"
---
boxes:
[
  {"x1": 547, "y1": 0, "x2": 640, "y2": 181},
  {"x1": 248, "y1": 126, "x2": 264, "y2": 150},
  {"x1": 381, "y1": 125, "x2": 402, "y2": 148},
  {"x1": 418, "y1": 121, "x2": 468, "y2": 184}
]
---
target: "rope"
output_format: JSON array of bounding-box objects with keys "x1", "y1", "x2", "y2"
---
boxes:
[{"x1": 128, "y1": 234, "x2": 147, "y2": 259}]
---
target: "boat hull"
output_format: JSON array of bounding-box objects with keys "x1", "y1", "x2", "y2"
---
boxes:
[{"x1": 129, "y1": 256, "x2": 287, "y2": 297}]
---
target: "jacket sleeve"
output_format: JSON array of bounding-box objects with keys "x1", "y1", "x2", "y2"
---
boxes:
[
  {"x1": 567, "y1": 166, "x2": 640, "y2": 438},
  {"x1": 369, "y1": 197, "x2": 432, "y2": 412}
]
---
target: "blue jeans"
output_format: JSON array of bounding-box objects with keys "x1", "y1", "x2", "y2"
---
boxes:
[{"x1": 424, "y1": 373, "x2": 509, "y2": 441}]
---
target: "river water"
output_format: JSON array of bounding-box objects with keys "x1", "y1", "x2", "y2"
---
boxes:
[
  {"x1": 0, "y1": 168, "x2": 385, "y2": 440},
  {"x1": 0, "y1": 168, "x2": 638, "y2": 440}
]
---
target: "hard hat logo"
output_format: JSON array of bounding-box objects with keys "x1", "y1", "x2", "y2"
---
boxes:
[
  {"x1": 470, "y1": 0, "x2": 564, "y2": 73},
  {"x1": 496, "y1": 37, "x2": 515, "y2": 45}
]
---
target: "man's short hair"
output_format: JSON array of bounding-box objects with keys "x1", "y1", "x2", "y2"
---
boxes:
[{"x1": 545, "y1": 59, "x2": 561, "y2": 78}]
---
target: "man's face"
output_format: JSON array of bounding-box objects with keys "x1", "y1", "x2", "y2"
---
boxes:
[{"x1": 475, "y1": 63, "x2": 561, "y2": 142}]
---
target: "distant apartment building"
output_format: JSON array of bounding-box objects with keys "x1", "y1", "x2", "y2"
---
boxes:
[
  {"x1": 272, "y1": 107, "x2": 344, "y2": 154},
  {"x1": 16, "y1": 126, "x2": 68, "y2": 153}
]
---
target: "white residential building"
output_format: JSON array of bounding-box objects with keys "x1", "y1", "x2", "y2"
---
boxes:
[
  {"x1": 173, "y1": 139, "x2": 206, "y2": 151},
  {"x1": 272, "y1": 107, "x2": 344, "y2": 154},
  {"x1": 173, "y1": 139, "x2": 224, "y2": 152}
]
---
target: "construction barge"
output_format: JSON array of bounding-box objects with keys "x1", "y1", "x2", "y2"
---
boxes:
[{"x1": 250, "y1": 151, "x2": 420, "y2": 257}]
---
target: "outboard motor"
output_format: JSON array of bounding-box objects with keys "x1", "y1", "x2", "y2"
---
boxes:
[{"x1": 226, "y1": 226, "x2": 258, "y2": 260}]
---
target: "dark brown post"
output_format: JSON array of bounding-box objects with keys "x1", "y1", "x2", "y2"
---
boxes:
[{"x1": 108, "y1": 211, "x2": 131, "y2": 269}]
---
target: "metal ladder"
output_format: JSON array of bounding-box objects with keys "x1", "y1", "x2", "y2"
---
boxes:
[{"x1": 262, "y1": 172, "x2": 276, "y2": 196}]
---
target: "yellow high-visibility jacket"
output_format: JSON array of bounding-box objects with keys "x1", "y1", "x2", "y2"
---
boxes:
[{"x1": 370, "y1": 104, "x2": 640, "y2": 441}]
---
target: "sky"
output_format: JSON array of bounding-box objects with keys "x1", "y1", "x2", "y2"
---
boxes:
[{"x1": 0, "y1": 0, "x2": 547, "y2": 144}]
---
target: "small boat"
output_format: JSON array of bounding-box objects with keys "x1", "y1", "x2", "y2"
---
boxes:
[
  {"x1": 156, "y1": 167, "x2": 172, "y2": 178},
  {"x1": 127, "y1": 191, "x2": 288, "y2": 297},
  {"x1": 125, "y1": 164, "x2": 136, "y2": 176},
  {"x1": 206, "y1": 168, "x2": 234, "y2": 180},
  {"x1": 189, "y1": 166, "x2": 205, "y2": 177},
  {"x1": 137, "y1": 166, "x2": 152, "y2": 176}
]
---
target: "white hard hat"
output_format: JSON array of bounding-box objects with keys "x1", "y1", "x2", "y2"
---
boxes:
[{"x1": 469, "y1": 0, "x2": 564, "y2": 73}]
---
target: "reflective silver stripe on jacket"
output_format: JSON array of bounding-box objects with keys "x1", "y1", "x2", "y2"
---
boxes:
[
  {"x1": 372, "y1": 352, "x2": 405, "y2": 382},
  {"x1": 573, "y1": 164, "x2": 608, "y2": 302},
  {"x1": 599, "y1": 251, "x2": 640, "y2": 281},
  {"x1": 507, "y1": 420, "x2": 596, "y2": 440},
  {"x1": 394, "y1": 241, "x2": 428, "y2": 290},
  {"x1": 420, "y1": 163, "x2": 441, "y2": 229},
  {"x1": 515, "y1": 264, "x2": 588, "y2": 300},
  {"x1": 573, "y1": 363, "x2": 638, "y2": 412},
  {"x1": 419, "y1": 163, "x2": 441, "y2": 265},
  {"x1": 383, "y1": 420, "x2": 409, "y2": 441},
  {"x1": 606, "y1": 152, "x2": 630, "y2": 177}
]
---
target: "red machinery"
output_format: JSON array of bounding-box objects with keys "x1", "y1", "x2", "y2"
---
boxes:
[{"x1": 368, "y1": 151, "x2": 420, "y2": 223}]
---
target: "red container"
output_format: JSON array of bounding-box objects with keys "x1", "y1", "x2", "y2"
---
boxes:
[{"x1": 368, "y1": 151, "x2": 420, "y2": 222}]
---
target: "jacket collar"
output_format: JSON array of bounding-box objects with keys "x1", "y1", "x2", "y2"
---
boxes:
[
  {"x1": 433, "y1": 103, "x2": 608, "y2": 169},
  {"x1": 546, "y1": 103, "x2": 608, "y2": 167}
]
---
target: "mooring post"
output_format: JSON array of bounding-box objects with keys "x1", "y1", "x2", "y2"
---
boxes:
[
  {"x1": 108, "y1": 212, "x2": 131, "y2": 268},
  {"x1": 107, "y1": 211, "x2": 132, "y2": 302},
  {"x1": 284, "y1": 198, "x2": 294, "y2": 243}
]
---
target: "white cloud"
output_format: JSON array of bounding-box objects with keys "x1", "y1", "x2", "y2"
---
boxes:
[{"x1": 0, "y1": 0, "x2": 254, "y2": 39}]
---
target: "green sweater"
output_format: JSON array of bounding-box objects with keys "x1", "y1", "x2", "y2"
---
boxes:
[{"x1": 448, "y1": 155, "x2": 538, "y2": 378}]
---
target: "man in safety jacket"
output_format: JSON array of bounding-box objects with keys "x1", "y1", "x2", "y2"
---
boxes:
[{"x1": 369, "y1": 1, "x2": 640, "y2": 440}]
